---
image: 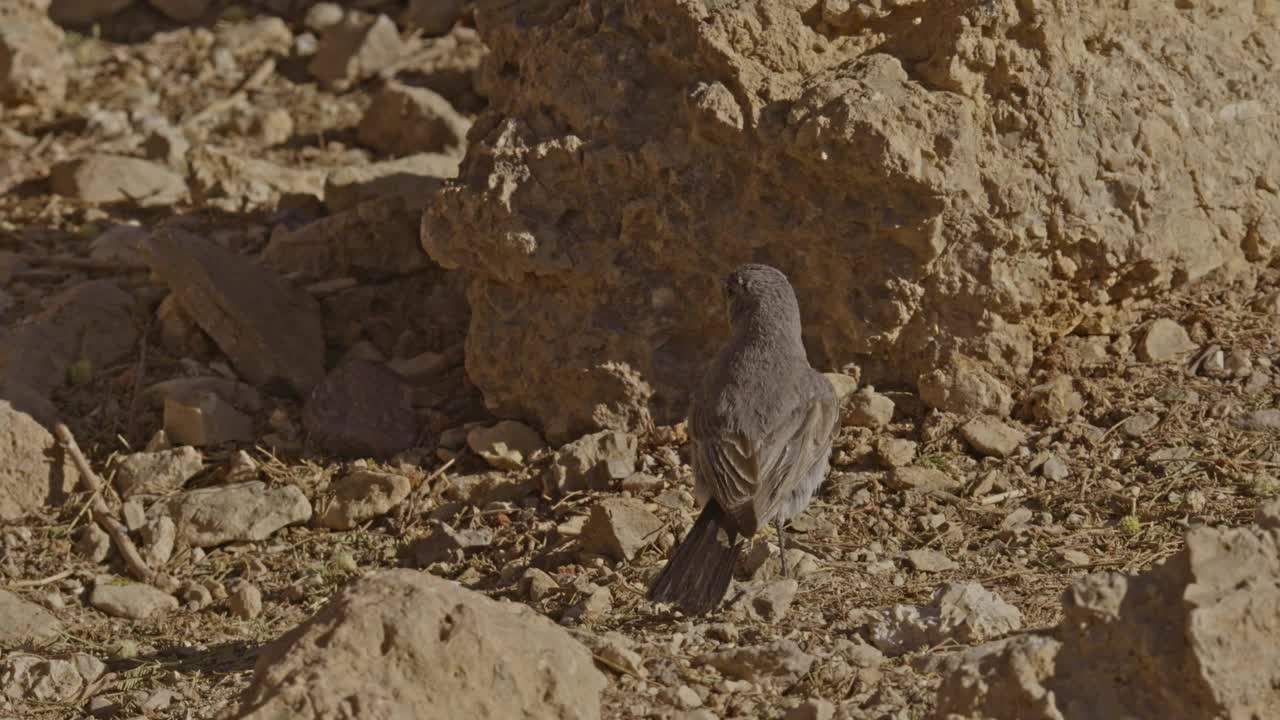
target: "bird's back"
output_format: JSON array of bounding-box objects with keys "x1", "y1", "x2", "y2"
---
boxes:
[{"x1": 688, "y1": 334, "x2": 838, "y2": 534}]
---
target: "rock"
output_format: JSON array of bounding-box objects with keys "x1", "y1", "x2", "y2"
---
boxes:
[
  {"x1": 233, "y1": 570, "x2": 606, "y2": 719},
  {"x1": 303, "y1": 2, "x2": 343, "y2": 31},
  {"x1": 89, "y1": 224, "x2": 149, "y2": 265},
  {"x1": 445, "y1": 471, "x2": 535, "y2": 506},
  {"x1": 466, "y1": 421, "x2": 546, "y2": 470},
  {"x1": 1224, "y1": 349, "x2": 1253, "y2": 377},
  {"x1": 824, "y1": 372, "x2": 860, "y2": 402},
  {"x1": 50, "y1": 154, "x2": 186, "y2": 206},
  {"x1": 1203, "y1": 348, "x2": 1223, "y2": 376},
  {"x1": 1257, "y1": 497, "x2": 1280, "y2": 527},
  {"x1": 398, "y1": 0, "x2": 1280, "y2": 439},
  {"x1": 731, "y1": 579, "x2": 798, "y2": 622},
  {"x1": 872, "y1": 582, "x2": 1023, "y2": 656},
  {"x1": 1232, "y1": 408, "x2": 1280, "y2": 432},
  {"x1": 75, "y1": 524, "x2": 111, "y2": 563},
  {"x1": 737, "y1": 538, "x2": 776, "y2": 579},
  {"x1": 226, "y1": 450, "x2": 258, "y2": 481},
  {"x1": 1059, "y1": 549, "x2": 1090, "y2": 567},
  {"x1": 874, "y1": 437, "x2": 917, "y2": 468},
  {"x1": 302, "y1": 360, "x2": 418, "y2": 459},
  {"x1": 887, "y1": 466, "x2": 960, "y2": 494},
  {"x1": 262, "y1": 195, "x2": 429, "y2": 281},
  {"x1": 179, "y1": 580, "x2": 214, "y2": 610},
  {"x1": 573, "y1": 630, "x2": 646, "y2": 678},
  {"x1": 402, "y1": 0, "x2": 466, "y2": 36},
  {"x1": 141, "y1": 688, "x2": 175, "y2": 712},
  {"x1": 314, "y1": 468, "x2": 412, "y2": 530},
  {"x1": 1040, "y1": 454, "x2": 1070, "y2": 481},
  {"x1": 0, "y1": 652, "x2": 95, "y2": 703},
  {"x1": 86, "y1": 695, "x2": 117, "y2": 716},
  {"x1": 49, "y1": 0, "x2": 132, "y2": 25},
  {"x1": 70, "y1": 654, "x2": 104, "y2": 684},
  {"x1": 786, "y1": 698, "x2": 836, "y2": 720},
  {"x1": 845, "y1": 388, "x2": 895, "y2": 428},
  {"x1": 0, "y1": 280, "x2": 139, "y2": 422},
  {"x1": 111, "y1": 446, "x2": 203, "y2": 498},
  {"x1": 253, "y1": 108, "x2": 294, "y2": 146},
  {"x1": 388, "y1": 351, "x2": 448, "y2": 382},
  {"x1": 409, "y1": 522, "x2": 492, "y2": 566},
  {"x1": 144, "y1": 228, "x2": 326, "y2": 397},
  {"x1": 521, "y1": 568, "x2": 558, "y2": 601},
  {"x1": 936, "y1": 512, "x2": 1280, "y2": 718},
  {"x1": 89, "y1": 581, "x2": 178, "y2": 621},
  {"x1": 141, "y1": 516, "x2": 175, "y2": 566},
  {"x1": 308, "y1": 13, "x2": 403, "y2": 89},
  {"x1": 158, "y1": 481, "x2": 312, "y2": 548},
  {"x1": 556, "y1": 515, "x2": 587, "y2": 538},
  {"x1": 229, "y1": 582, "x2": 263, "y2": 620},
  {"x1": 906, "y1": 548, "x2": 957, "y2": 573},
  {"x1": 147, "y1": 0, "x2": 210, "y2": 22},
  {"x1": 618, "y1": 472, "x2": 662, "y2": 493},
  {"x1": 143, "y1": 126, "x2": 190, "y2": 169},
  {"x1": 1022, "y1": 374, "x2": 1084, "y2": 424},
  {"x1": 1001, "y1": 506, "x2": 1034, "y2": 530},
  {"x1": 357, "y1": 83, "x2": 471, "y2": 157},
  {"x1": 0, "y1": 589, "x2": 62, "y2": 646},
  {"x1": 918, "y1": 357, "x2": 1015, "y2": 417},
  {"x1": 145, "y1": 376, "x2": 261, "y2": 414},
  {"x1": 188, "y1": 146, "x2": 327, "y2": 211},
  {"x1": 565, "y1": 585, "x2": 613, "y2": 624},
  {"x1": 699, "y1": 640, "x2": 816, "y2": 684},
  {"x1": 0, "y1": 402, "x2": 78, "y2": 522},
  {"x1": 1137, "y1": 318, "x2": 1198, "y2": 363},
  {"x1": 1253, "y1": 291, "x2": 1280, "y2": 316},
  {"x1": 1119, "y1": 411, "x2": 1161, "y2": 438},
  {"x1": 0, "y1": 3, "x2": 69, "y2": 108},
  {"x1": 164, "y1": 392, "x2": 255, "y2": 447},
  {"x1": 324, "y1": 152, "x2": 459, "y2": 213},
  {"x1": 580, "y1": 497, "x2": 663, "y2": 562},
  {"x1": 544, "y1": 430, "x2": 639, "y2": 493},
  {"x1": 672, "y1": 685, "x2": 701, "y2": 709},
  {"x1": 960, "y1": 416, "x2": 1026, "y2": 458}
]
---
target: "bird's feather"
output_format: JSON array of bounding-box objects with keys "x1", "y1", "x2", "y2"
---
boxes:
[{"x1": 690, "y1": 364, "x2": 838, "y2": 535}]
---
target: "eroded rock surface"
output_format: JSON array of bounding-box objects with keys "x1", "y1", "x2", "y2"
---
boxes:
[
  {"x1": 233, "y1": 569, "x2": 605, "y2": 720},
  {"x1": 424, "y1": 1, "x2": 1280, "y2": 441},
  {"x1": 935, "y1": 499, "x2": 1280, "y2": 719}
]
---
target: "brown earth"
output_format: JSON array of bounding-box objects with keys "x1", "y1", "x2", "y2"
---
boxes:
[{"x1": 0, "y1": 2, "x2": 1278, "y2": 720}]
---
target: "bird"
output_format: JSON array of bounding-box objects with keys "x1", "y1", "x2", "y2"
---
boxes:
[{"x1": 647, "y1": 263, "x2": 840, "y2": 615}]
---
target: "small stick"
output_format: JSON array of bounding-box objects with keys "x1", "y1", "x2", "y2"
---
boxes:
[
  {"x1": 399, "y1": 458, "x2": 456, "y2": 530},
  {"x1": 54, "y1": 424, "x2": 154, "y2": 583},
  {"x1": 979, "y1": 489, "x2": 1028, "y2": 506},
  {"x1": 6, "y1": 568, "x2": 75, "y2": 588}
]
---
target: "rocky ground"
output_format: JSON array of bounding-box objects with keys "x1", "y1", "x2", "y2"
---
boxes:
[{"x1": 2, "y1": 2, "x2": 1280, "y2": 720}]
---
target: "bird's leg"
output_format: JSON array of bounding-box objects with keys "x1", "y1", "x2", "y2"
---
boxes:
[{"x1": 775, "y1": 518, "x2": 789, "y2": 578}]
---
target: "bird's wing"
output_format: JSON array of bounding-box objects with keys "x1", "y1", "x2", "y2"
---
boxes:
[
  {"x1": 691, "y1": 371, "x2": 838, "y2": 535},
  {"x1": 748, "y1": 372, "x2": 839, "y2": 527}
]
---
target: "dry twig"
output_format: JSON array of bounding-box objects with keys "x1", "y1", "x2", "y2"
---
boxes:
[{"x1": 54, "y1": 423, "x2": 154, "y2": 583}]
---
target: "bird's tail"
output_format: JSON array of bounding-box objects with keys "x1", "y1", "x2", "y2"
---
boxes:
[{"x1": 648, "y1": 500, "x2": 741, "y2": 615}]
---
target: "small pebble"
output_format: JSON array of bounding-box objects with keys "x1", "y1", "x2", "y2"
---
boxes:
[{"x1": 230, "y1": 582, "x2": 263, "y2": 619}]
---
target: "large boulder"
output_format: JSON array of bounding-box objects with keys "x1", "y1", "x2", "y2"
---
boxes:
[
  {"x1": 422, "y1": 0, "x2": 1280, "y2": 442},
  {"x1": 934, "y1": 498, "x2": 1280, "y2": 719},
  {"x1": 232, "y1": 569, "x2": 606, "y2": 720}
]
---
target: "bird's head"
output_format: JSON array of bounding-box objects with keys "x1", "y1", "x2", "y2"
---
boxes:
[{"x1": 724, "y1": 263, "x2": 804, "y2": 340}]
